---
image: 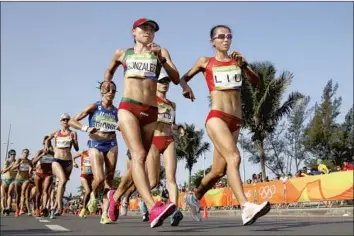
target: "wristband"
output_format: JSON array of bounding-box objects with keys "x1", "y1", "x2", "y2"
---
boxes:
[{"x1": 81, "y1": 125, "x2": 89, "y2": 132}]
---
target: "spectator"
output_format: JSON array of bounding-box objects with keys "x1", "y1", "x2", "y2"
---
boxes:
[
  {"x1": 317, "y1": 161, "x2": 330, "y2": 174},
  {"x1": 343, "y1": 160, "x2": 354, "y2": 171}
]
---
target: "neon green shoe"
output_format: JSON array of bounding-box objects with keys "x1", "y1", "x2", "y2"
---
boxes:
[
  {"x1": 100, "y1": 213, "x2": 112, "y2": 224},
  {"x1": 87, "y1": 192, "x2": 99, "y2": 213},
  {"x1": 79, "y1": 208, "x2": 87, "y2": 218}
]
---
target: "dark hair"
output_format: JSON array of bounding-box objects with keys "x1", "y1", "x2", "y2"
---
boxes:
[
  {"x1": 8, "y1": 149, "x2": 16, "y2": 156},
  {"x1": 210, "y1": 25, "x2": 232, "y2": 39},
  {"x1": 23, "y1": 148, "x2": 29, "y2": 153},
  {"x1": 98, "y1": 81, "x2": 117, "y2": 91}
]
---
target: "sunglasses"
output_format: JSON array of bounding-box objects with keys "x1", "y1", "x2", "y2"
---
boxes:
[
  {"x1": 9, "y1": 153, "x2": 16, "y2": 156},
  {"x1": 61, "y1": 118, "x2": 69, "y2": 122},
  {"x1": 212, "y1": 33, "x2": 233, "y2": 40}
]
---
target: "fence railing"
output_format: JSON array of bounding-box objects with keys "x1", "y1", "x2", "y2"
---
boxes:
[{"x1": 128, "y1": 170, "x2": 353, "y2": 210}]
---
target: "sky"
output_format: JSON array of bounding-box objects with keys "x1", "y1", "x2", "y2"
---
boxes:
[{"x1": 1, "y1": 2, "x2": 353, "y2": 195}]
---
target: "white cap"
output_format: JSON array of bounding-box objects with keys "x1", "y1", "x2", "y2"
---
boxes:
[
  {"x1": 158, "y1": 71, "x2": 170, "y2": 82},
  {"x1": 60, "y1": 113, "x2": 71, "y2": 120}
]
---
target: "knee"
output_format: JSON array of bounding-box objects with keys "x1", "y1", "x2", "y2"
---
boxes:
[
  {"x1": 226, "y1": 153, "x2": 241, "y2": 168},
  {"x1": 131, "y1": 150, "x2": 147, "y2": 164},
  {"x1": 94, "y1": 175, "x2": 105, "y2": 185},
  {"x1": 58, "y1": 178, "x2": 68, "y2": 186},
  {"x1": 210, "y1": 169, "x2": 226, "y2": 179}
]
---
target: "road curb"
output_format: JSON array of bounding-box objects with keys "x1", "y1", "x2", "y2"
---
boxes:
[{"x1": 127, "y1": 207, "x2": 353, "y2": 218}]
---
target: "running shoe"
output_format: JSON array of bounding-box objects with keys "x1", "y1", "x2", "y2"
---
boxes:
[
  {"x1": 100, "y1": 212, "x2": 113, "y2": 224},
  {"x1": 170, "y1": 209, "x2": 183, "y2": 226},
  {"x1": 79, "y1": 208, "x2": 87, "y2": 218},
  {"x1": 149, "y1": 201, "x2": 176, "y2": 228},
  {"x1": 49, "y1": 209, "x2": 56, "y2": 219},
  {"x1": 120, "y1": 198, "x2": 129, "y2": 216},
  {"x1": 42, "y1": 208, "x2": 49, "y2": 217},
  {"x1": 107, "y1": 190, "x2": 119, "y2": 222},
  {"x1": 87, "y1": 192, "x2": 99, "y2": 213},
  {"x1": 184, "y1": 193, "x2": 201, "y2": 221},
  {"x1": 241, "y1": 201, "x2": 271, "y2": 226}
]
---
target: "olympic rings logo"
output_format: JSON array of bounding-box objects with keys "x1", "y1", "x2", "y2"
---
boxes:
[{"x1": 259, "y1": 185, "x2": 276, "y2": 199}]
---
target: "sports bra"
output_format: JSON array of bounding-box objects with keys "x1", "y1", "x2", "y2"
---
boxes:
[{"x1": 55, "y1": 130, "x2": 73, "y2": 149}]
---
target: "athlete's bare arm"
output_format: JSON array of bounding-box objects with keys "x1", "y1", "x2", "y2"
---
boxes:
[
  {"x1": 69, "y1": 103, "x2": 97, "y2": 133},
  {"x1": 72, "y1": 131, "x2": 79, "y2": 152},
  {"x1": 159, "y1": 49, "x2": 180, "y2": 85},
  {"x1": 2, "y1": 161, "x2": 13, "y2": 174},
  {"x1": 11, "y1": 159, "x2": 21, "y2": 171},
  {"x1": 32, "y1": 150, "x2": 45, "y2": 166},
  {"x1": 180, "y1": 57, "x2": 209, "y2": 101},
  {"x1": 45, "y1": 131, "x2": 57, "y2": 151},
  {"x1": 104, "y1": 49, "x2": 125, "y2": 82},
  {"x1": 72, "y1": 152, "x2": 81, "y2": 168},
  {"x1": 171, "y1": 102, "x2": 178, "y2": 131}
]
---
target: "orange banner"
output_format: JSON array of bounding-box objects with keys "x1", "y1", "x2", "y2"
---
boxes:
[{"x1": 128, "y1": 170, "x2": 353, "y2": 209}]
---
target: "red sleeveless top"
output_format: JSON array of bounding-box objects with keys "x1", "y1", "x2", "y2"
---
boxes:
[{"x1": 204, "y1": 57, "x2": 242, "y2": 92}]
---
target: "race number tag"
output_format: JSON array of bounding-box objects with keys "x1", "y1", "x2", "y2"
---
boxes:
[
  {"x1": 125, "y1": 53, "x2": 158, "y2": 81},
  {"x1": 212, "y1": 65, "x2": 242, "y2": 90}
]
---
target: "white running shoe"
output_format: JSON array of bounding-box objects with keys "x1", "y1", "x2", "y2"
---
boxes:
[
  {"x1": 120, "y1": 199, "x2": 129, "y2": 216},
  {"x1": 242, "y1": 201, "x2": 271, "y2": 226},
  {"x1": 184, "y1": 193, "x2": 201, "y2": 221}
]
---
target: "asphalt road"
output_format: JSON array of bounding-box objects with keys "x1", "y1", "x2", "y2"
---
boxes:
[{"x1": 1, "y1": 214, "x2": 353, "y2": 235}]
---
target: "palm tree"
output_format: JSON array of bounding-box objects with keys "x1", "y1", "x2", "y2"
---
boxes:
[
  {"x1": 241, "y1": 61, "x2": 304, "y2": 180},
  {"x1": 174, "y1": 123, "x2": 210, "y2": 187}
]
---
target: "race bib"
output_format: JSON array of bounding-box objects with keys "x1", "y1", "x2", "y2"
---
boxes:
[
  {"x1": 125, "y1": 54, "x2": 158, "y2": 81},
  {"x1": 157, "y1": 103, "x2": 175, "y2": 124},
  {"x1": 212, "y1": 65, "x2": 242, "y2": 90},
  {"x1": 95, "y1": 120, "x2": 118, "y2": 133},
  {"x1": 56, "y1": 136, "x2": 72, "y2": 148},
  {"x1": 83, "y1": 158, "x2": 91, "y2": 167}
]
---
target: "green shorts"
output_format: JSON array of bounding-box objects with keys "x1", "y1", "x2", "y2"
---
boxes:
[
  {"x1": 15, "y1": 178, "x2": 29, "y2": 184},
  {"x1": 2, "y1": 178, "x2": 14, "y2": 185}
]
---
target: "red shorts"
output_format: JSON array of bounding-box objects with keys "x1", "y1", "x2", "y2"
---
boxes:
[
  {"x1": 205, "y1": 110, "x2": 242, "y2": 133},
  {"x1": 80, "y1": 173, "x2": 93, "y2": 180},
  {"x1": 152, "y1": 135, "x2": 174, "y2": 153},
  {"x1": 36, "y1": 172, "x2": 52, "y2": 180},
  {"x1": 118, "y1": 98, "x2": 158, "y2": 127}
]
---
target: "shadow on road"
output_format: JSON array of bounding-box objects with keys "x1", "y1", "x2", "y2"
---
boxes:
[{"x1": 159, "y1": 219, "x2": 352, "y2": 233}]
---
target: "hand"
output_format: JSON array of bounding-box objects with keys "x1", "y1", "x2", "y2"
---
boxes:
[
  {"x1": 182, "y1": 85, "x2": 195, "y2": 102},
  {"x1": 171, "y1": 124, "x2": 178, "y2": 130},
  {"x1": 230, "y1": 51, "x2": 248, "y2": 68},
  {"x1": 73, "y1": 163, "x2": 79, "y2": 168},
  {"x1": 87, "y1": 127, "x2": 97, "y2": 134},
  {"x1": 148, "y1": 43, "x2": 162, "y2": 58}
]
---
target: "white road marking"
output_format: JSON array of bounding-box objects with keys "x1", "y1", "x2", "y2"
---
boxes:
[
  {"x1": 39, "y1": 219, "x2": 50, "y2": 223},
  {"x1": 45, "y1": 225, "x2": 70, "y2": 232}
]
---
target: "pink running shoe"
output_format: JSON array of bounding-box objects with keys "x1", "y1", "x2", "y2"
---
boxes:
[
  {"x1": 149, "y1": 201, "x2": 176, "y2": 228},
  {"x1": 107, "y1": 190, "x2": 120, "y2": 222}
]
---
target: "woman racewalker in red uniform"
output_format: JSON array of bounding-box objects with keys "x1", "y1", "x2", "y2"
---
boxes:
[
  {"x1": 105, "y1": 18, "x2": 180, "y2": 228},
  {"x1": 180, "y1": 25, "x2": 270, "y2": 225},
  {"x1": 32, "y1": 136, "x2": 55, "y2": 217},
  {"x1": 72, "y1": 150, "x2": 93, "y2": 218},
  {"x1": 45, "y1": 113, "x2": 79, "y2": 217}
]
